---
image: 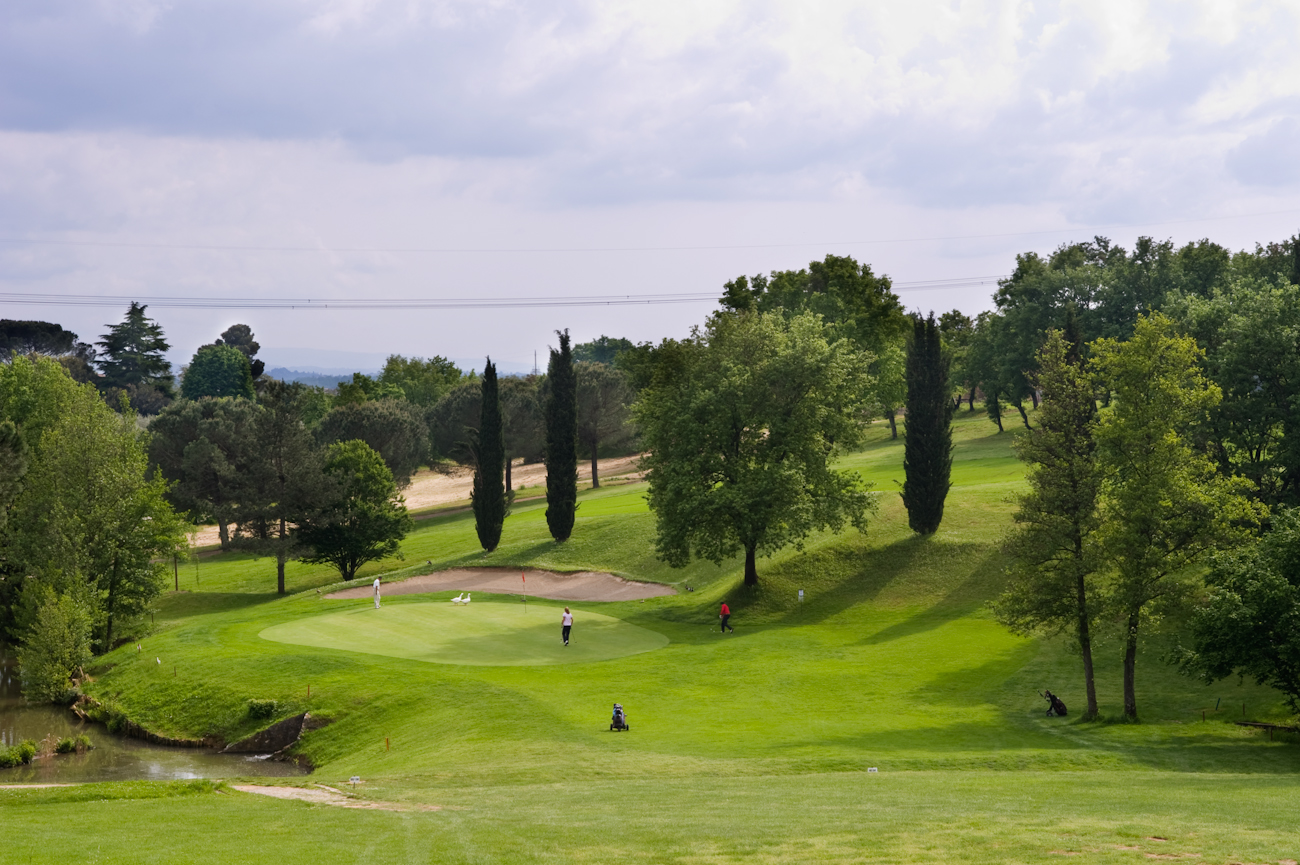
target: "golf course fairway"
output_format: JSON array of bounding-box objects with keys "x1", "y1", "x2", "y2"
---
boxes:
[{"x1": 259, "y1": 600, "x2": 669, "y2": 666}]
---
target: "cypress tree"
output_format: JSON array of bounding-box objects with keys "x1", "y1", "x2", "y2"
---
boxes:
[
  {"x1": 471, "y1": 358, "x2": 507, "y2": 552},
  {"x1": 544, "y1": 330, "x2": 578, "y2": 542},
  {"x1": 901, "y1": 313, "x2": 954, "y2": 534}
]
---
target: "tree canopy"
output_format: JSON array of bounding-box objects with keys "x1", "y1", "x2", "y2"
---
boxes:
[
  {"x1": 635, "y1": 310, "x2": 875, "y2": 587},
  {"x1": 181, "y1": 344, "x2": 256, "y2": 400}
]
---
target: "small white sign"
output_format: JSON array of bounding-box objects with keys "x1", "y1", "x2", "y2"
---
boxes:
[
  {"x1": 867, "y1": 767, "x2": 878, "y2": 773},
  {"x1": 798, "y1": 590, "x2": 804, "y2": 601},
  {"x1": 350, "y1": 776, "x2": 361, "y2": 784}
]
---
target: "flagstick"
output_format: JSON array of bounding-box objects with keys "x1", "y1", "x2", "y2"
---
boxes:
[{"x1": 522, "y1": 571, "x2": 527, "y2": 612}]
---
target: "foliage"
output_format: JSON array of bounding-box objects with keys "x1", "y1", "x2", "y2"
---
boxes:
[
  {"x1": 16, "y1": 589, "x2": 92, "y2": 703},
  {"x1": 296, "y1": 439, "x2": 411, "y2": 581},
  {"x1": 0, "y1": 740, "x2": 37, "y2": 768},
  {"x1": 213, "y1": 323, "x2": 264, "y2": 379},
  {"x1": 1179, "y1": 508, "x2": 1300, "y2": 711},
  {"x1": 993, "y1": 328, "x2": 1102, "y2": 717},
  {"x1": 0, "y1": 319, "x2": 92, "y2": 359},
  {"x1": 333, "y1": 372, "x2": 404, "y2": 405},
  {"x1": 545, "y1": 329, "x2": 578, "y2": 542},
  {"x1": 427, "y1": 380, "x2": 481, "y2": 463},
  {"x1": 315, "y1": 398, "x2": 427, "y2": 488},
  {"x1": 1090, "y1": 313, "x2": 1265, "y2": 720},
  {"x1": 95, "y1": 302, "x2": 175, "y2": 412},
  {"x1": 575, "y1": 360, "x2": 636, "y2": 488},
  {"x1": 246, "y1": 698, "x2": 278, "y2": 719},
  {"x1": 635, "y1": 310, "x2": 875, "y2": 586},
  {"x1": 471, "y1": 360, "x2": 507, "y2": 552},
  {"x1": 181, "y1": 344, "x2": 256, "y2": 400},
  {"x1": 902, "y1": 313, "x2": 953, "y2": 535},
  {"x1": 573, "y1": 335, "x2": 635, "y2": 366},
  {"x1": 378, "y1": 354, "x2": 465, "y2": 407},
  {"x1": 4, "y1": 361, "x2": 186, "y2": 649},
  {"x1": 0, "y1": 419, "x2": 28, "y2": 531},
  {"x1": 1166, "y1": 277, "x2": 1300, "y2": 507},
  {"x1": 237, "y1": 380, "x2": 334, "y2": 593}
]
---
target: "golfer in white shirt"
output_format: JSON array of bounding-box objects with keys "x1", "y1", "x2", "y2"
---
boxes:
[
  {"x1": 561, "y1": 607, "x2": 573, "y2": 646},
  {"x1": 373, "y1": 577, "x2": 381, "y2": 609}
]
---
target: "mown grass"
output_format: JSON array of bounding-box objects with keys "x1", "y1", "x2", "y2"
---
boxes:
[{"x1": 7, "y1": 408, "x2": 1300, "y2": 863}]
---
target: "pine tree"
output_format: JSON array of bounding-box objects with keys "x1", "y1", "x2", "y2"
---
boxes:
[
  {"x1": 96, "y1": 303, "x2": 174, "y2": 394},
  {"x1": 471, "y1": 359, "x2": 507, "y2": 552},
  {"x1": 545, "y1": 330, "x2": 578, "y2": 542},
  {"x1": 901, "y1": 313, "x2": 953, "y2": 534}
]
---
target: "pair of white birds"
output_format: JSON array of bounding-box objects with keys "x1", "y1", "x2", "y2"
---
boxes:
[{"x1": 450, "y1": 592, "x2": 473, "y2": 604}]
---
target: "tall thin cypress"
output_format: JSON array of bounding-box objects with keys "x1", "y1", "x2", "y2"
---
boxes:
[
  {"x1": 545, "y1": 330, "x2": 578, "y2": 542},
  {"x1": 901, "y1": 313, "x2": 954, "y2": 534},
  {"x1": 472, "y1": 358, "x2": 507, "y2": 552}
]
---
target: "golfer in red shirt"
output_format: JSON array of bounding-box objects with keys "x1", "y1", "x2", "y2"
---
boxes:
[{"x1": 719, "y1": 602, "x2": 734, "y2": 634}]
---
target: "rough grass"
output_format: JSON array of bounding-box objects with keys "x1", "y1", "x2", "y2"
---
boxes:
[{"x1": 7, "y1": 409, "x2": 1299, "y2": 863}]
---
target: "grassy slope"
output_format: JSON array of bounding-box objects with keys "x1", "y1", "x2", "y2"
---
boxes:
[{"x1": 7, "y1": 409, "x2": 1300, "y2": 863}]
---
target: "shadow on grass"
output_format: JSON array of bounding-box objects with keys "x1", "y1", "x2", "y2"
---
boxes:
[
  {"x1": 855, "y1": 547, "x2": 1006, "y2": 646},
  {"x1": 157, "y1": 591, "x2": 281, "y2": 620}
]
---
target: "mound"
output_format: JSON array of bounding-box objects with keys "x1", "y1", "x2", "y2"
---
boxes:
[
  {"x1": 259, "y1": 602, "x2": 668, "y2": 666},
  {"x1": 325, "y1": 567, "x2": 674, "y2": 602}
]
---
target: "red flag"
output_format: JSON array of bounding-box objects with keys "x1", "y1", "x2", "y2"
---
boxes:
[{"x1": 521, "y1": 571, "x2": 525, "y2": 584}]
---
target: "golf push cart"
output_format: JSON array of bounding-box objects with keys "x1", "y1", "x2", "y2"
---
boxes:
[{"x1": 610, "y1": 703, "x2": 630, "y2": 732}]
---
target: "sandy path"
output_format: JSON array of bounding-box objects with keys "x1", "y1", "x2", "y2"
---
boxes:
[
  {"x1": 188, "y1": 454, "x2": 646, "y2": 549},
  {"x1": 232, "y1": 784, "x2": 439, "y2": 811},
  {"x1": 327, "y1": 567, "x2": 674, "y2": 602}
]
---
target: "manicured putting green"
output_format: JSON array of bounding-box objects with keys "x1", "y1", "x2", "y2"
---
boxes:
[{"x1": 259, "y1": 601, "x2": 668, "y2": 666}]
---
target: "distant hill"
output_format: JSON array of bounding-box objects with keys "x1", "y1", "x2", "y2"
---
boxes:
[{"x1": 264, "y1": 367, "x2": 372, "y2": 390}]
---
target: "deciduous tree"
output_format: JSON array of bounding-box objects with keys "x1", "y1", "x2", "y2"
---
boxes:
[
  {"x1": 1091, "y1": 313, "x2": 1263, "y2": 721},
  {"x1": 635, "y1": 311, "x2": 874, "y2": 587},
  {"x1": 575, "y1": 361, "x2": 636, "y2": 488},
  {"x1": 181, "y1": 344, "x2": 255, "y2": 400},
  {"x1": 296, "y1": 440, "x2": 412, "y2": 581},
  {"x1": 316, "y1": 398, "x2": 428, "y2": 488}
]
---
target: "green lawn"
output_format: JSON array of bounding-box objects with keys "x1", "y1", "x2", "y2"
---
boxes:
[{"x1": 5, "y1": 409, "x2": 1299, "y2": 864}]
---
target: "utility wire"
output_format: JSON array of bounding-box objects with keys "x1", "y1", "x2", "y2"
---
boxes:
[{"x1": 0, "y1": 276, "x2": 1006, "y2": 311}]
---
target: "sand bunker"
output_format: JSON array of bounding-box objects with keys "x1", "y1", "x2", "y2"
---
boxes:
[{"x1": 325, "y1": 568, "x2": 674, "y2": 602}]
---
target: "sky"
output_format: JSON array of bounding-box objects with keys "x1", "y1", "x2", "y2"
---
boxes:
[{"x1": 2, "y1": 0, "x2": 1299, "y2": 374}]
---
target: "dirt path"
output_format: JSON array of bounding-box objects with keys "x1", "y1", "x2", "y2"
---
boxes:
[
  {"x1": 232, "y1": 784, "x2": 439, "y2": 811},
  {"x1": 326, "y1": 567, "x2": 674, "y2": 602},
  {"x1": 188, "y1": 454, "x2": 646, "y2": 549}
]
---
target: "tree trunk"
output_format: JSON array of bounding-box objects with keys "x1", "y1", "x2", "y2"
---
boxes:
[
  {"x1": 887, "y1": 410, "x2": 897, "y2": 440},
  {"x1": 277, "y1": 516, "x2": 287, "y2": 595},
  {"x1": 591, "y1": 439, "x2": 600, "y2": 489},
  {"x1": 1030, "y1": 389, "x2": 1040, "y2": 409},
  {"x1": 218, "y1": 520, "x2": 230, "y2": 551},
  {"x1": 968, "y1": 387, "x2": 977, "y2": 412},
  {"x1": 505, "y1": 457, "x2": 512, "y2": 495},
  {"x1": 743, "y1": 544, "x2": 758, "y2": 587},
  {"x1": 1016, "y1": 403, "x2": 1032, "y2": 430},
  {"x1": 1123, "y1": 612, "x2": 1140, "y2": 721},
  {"x1": 1076, "y1": 561, "x2": 1098, "y2": 720}
]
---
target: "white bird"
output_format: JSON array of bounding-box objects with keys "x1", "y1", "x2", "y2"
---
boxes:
[
  {"x1": 156, "y1": 658, "x2": 161, "y2": 665},
  {"x1": 461, "y1": 593, "x2": 472, "y2": 605},
  {"x1": 450, "y1": 592, "x2": 465, "y2": 604}
]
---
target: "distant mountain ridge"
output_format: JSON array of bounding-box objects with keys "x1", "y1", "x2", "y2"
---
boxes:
[{"x1": 264, "y1": 367, "x2": 375, "y2": 389}]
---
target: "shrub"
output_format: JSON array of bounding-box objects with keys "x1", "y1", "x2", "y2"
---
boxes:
[
  {"x1": 54, "y1": 737, "x2": 75, "y2": 754},
  {"x1": 75, "y1": 734, "x2": 93, "y2": 753},
  {"x1": 15, "y1": 591, "x2": 92, "y2": 704},
  {"x1": 247, "y1": 699, "x2": 278, "y2": 720},
  {"x1": 0, "y1": 740, "x2": 38, "y2": 768}
]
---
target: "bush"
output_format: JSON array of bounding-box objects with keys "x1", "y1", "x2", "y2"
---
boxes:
[
  {"x1": 54, "y1": 737, "x2": 75, "y2": 754},
  {"x1": 247, "y1": 699, "x2": 278, "y2": 720},
  {"x1": 15, "y1": 591, "x2": 92, "y2": 704},
  {"x1": 0, "y1": 740, "x2": 38, "y2": 768}
]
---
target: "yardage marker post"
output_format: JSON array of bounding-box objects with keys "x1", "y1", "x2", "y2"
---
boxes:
[{"x1": 522, "y1": 571, "x2": 526, "y2": 612}]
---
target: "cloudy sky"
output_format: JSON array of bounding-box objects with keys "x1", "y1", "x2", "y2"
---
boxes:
[{"x1": 2, "y1": 0, "x2": 1299, "y2": 373}]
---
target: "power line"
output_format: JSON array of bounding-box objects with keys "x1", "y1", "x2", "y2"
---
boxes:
[
  {"x1": 0, "y1": 277, "x2": 1005, "y2": 311},
  {"x1": 0, "y1": 207, "x2": 1296, "y2": 255}
]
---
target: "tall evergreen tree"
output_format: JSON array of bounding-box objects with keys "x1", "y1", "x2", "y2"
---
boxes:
[
  {"x1": 545, "y1": 330, "x2": 578, "y2": 542},
  {"x1": 901, "y1": 313, "x2": 953, "y2": 534},
  {"x1": 472, "y1": 359, "x2": 507, "y2": 552},
  {"x1": 96, "y1": 303, "x2": 174, "y2": 394},
  {"x1": 993, "y1": 324, "x2": 1103, "y2": 719}
]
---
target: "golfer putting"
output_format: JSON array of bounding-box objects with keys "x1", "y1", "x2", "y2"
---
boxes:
[{"x1": 561, "y1": 607, "x2": 573, "y2": 646}]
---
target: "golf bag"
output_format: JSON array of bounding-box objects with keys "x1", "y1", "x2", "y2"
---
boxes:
[
  {"x1": 1041, "y1": 690, "x2": 1068, "y2": 717},
  {"x1": 610, "y1": 703, "x2": 629, "y2": 732}
]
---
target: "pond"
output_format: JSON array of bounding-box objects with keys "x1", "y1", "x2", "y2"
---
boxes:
[{"x1": 0, "y1": 653, "x2": 307, "y2": 783}]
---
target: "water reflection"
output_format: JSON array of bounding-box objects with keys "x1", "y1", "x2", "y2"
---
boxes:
[{"x1": 1, "y1": 653, "x2": 306, "y2": 782}]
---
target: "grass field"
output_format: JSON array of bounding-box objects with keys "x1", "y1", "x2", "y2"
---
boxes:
[{"x1": 4, "y1": 410, "x2": 1299, "y2": 864}]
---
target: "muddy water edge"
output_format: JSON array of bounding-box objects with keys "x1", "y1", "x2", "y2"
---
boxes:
[{"x1": 0, "y1": 652, "x2": 306, "y2": 783}]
